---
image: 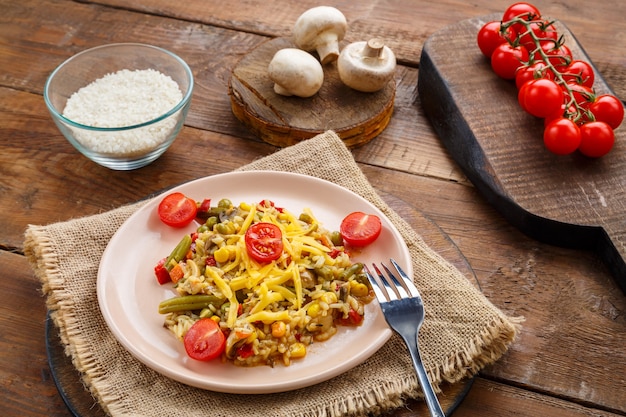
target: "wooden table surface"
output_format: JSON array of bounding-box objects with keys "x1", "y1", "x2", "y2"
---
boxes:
[{"x1": 1, "y1": 0, "x2": 624, "y2": 416}]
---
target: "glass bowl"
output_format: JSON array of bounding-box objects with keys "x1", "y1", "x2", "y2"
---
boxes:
[{"x1": 44, "y1": 43, "x2": 194, "y2": 170}]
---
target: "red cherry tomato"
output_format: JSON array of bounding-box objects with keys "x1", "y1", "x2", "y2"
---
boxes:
[
  {"x1": 518, "y1": 20, "x2": 558, "y2": 52},
  {"x1": 562, "y1": 60, "x2": 595, "y2": 88},
  {"x1": 502, "y1": 2, "x2": 542, "y2": 35},
  {"x1": 578, "y1": 121, "x2": 615, "y2": 158},
  {"x1": 534, "y1": 41, "x2": 572, "y2": 69},
  {"x1": 245, "y1": 222, "x2": 284, "y2": 263},
  {"x1": 477, "y1": 21, "x2": 515, "y2": 58},
  {"x1": 183, "y1": 318, "x2": 226, "y2": 361},
  {"x1": 519, "y1": 79, "x2": 563, "y2": 118},
  {"x1": 491, "y1": 43, "x2": 529, "y2": 80},
  {"x1": 589, "y1": 94, "x2": 624, "y2": 129},
  {"x1": 157, "y1": 192, "x2": 198, "y2": 228},
  {"x1": 563, "y1": 83, "x2": 595, "y2": 110},
  {"x1": 543, "y1": 118, "x2": 581, "y2": 155},
  {"x1": 515, "y1": 62, "x2": 554, "y2": 89},
  {"x1": 339, "y1": 212, "x2": 382, "y2": 247}
]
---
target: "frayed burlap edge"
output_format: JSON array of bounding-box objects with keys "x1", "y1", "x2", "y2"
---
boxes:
[{"x1": 24, "y1": 131, "x2": 523, "y2": 417}]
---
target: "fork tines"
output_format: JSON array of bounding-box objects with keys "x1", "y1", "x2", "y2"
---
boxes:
[{"x1": 365, "y1": 258, "x2": 421, "y2": 302}]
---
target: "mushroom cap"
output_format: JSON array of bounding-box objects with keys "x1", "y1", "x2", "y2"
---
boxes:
[
  {"x1": 293, "y1": 6, "x2": 347, "y2": 63},
  {"x1": 338, "y1": 39, "x2": 397, "y2": 92},
  {"x1": 267, "y1": 48, "x2": 324, "y2": 98}
]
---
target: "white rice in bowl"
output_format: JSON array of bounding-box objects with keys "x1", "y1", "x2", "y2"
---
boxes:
[{"x1": 62, "y1": 68, "x2": 183, "y2": 157}]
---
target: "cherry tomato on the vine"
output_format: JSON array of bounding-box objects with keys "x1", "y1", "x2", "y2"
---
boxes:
[
  {"x1": 519, "y1": 79, "x2": 563, "y2": 118},
  {"x1": 563, "y1": 83, "x2": 595, "y2": 111},
  {"x1": 477, "y1": 21, "x2": 516, "y2": 58},
  {"x1": 491, "y1": 43, "x2": 529, "y2": 80},
  {"x1": 578, "y1": 121, "x2": 615, "y2": 158},
  {"x1": 589, "y1": 94, "x2": 624, "y2": 129},
  {"x1": 157, "y1": 192, "x2": 198, "y2": 228},
  {"x1": 502, "y1": 2, "x2": 541, "y2": 35},
  {"x1": 518, "y1": 20, "x2": 558, "y2": 52},
  {"x1": 562, "y1": 60, "x2": 595, "y2": 88},
  {"x1": 534, "y1": 41, "x2": 572, "y2": 69},
  {"x1": 543, "y1": 118, "x2": 581, "y2": 155},
  {"x1": 515, "y1": 62, "x2": 554, "y2": 89}
]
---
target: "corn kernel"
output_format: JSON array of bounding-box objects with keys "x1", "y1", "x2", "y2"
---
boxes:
[
  {"x1": 307, "y1": 302, "x2": 321, "y2": 318},
  {"x1": 320, "y1": 291, "x2": 338, "y2": 304},
  {"x1": 350, "y1": 282, "x2": 369, "y2": 297},
  {"x1": 213, "y1": 246, "x2": 230, "y2": 263},
  {"x1": 210, "y1": 315, "x2": 220, "y2": 323},
  {"x1": 289, "y1": 342, "x2": 306, "y2": 358},
  {"x1": 271, "y1": 321, "x2": 287, "y2": 338}
]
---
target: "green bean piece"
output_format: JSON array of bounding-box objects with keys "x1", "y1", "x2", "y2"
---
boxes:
[
  {"x1": 315, "y1": 265, "x2": 333, "y2": 281},
  {"x1": 341, "y1": 263, "x2": 364, "y2": 280},
  {"x1": 158, "y1": 294, "x2": 224, "y2": 314},
  {"x1": 164, "y1": 234, "x2": 192, "y2": 271}
]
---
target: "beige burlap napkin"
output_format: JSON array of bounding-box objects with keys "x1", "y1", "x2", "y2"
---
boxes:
[{"x1": 25, "y1": 131, "x2": 520, "y2": 417}]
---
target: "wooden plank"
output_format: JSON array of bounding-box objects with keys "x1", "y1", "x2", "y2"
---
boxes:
[
  {"x1": 418, "y1": 15, "x2": 626, "y2": 291},
  {"x1": 0, "y1": 0, "x2": 466, "y2": 182},
  {"x1": 74, "y1": 0, "x2": 626, "y2": 100},
  {"x1": 363, "y1": 166, "x2": 626, "y2": 413},
  {"x1": 0, "y1": 251, "x2": 69, "y2": 417}
]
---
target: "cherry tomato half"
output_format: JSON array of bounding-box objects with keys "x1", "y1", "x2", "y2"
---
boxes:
[
  {"x1": 491, "y1": 43, "x2": 529, "y2": 80},
  {"x1": 477, "y1": 21, "x2": 515, "y2": 58},
  {"x1": 245, "y1": 222, "x2": 284, "y2": 263},
  {"x1": 340, "y1": 212, "x2": 382, "y2": 247},
  {"x1": 157, "y1": 192, "x2": 198, "y2": 228},
  {"x1": 589, "y1": 94, "x2": 624, "y2": 129},
  {"x1": 578, "y1": 121, "x2": 615, "y2": 158},
  {"x1": 519, "y1": 79, "x2": 563, "y2": 118},
  {"x1": 183, "y1": 318, "x2": 226, "y2": 361},
  {"x1": 543, "y1": 118, "x2": 581, "y2": 155}
]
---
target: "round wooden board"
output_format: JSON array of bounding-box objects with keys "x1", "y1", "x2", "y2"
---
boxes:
[
  {"x1": 45, "y1": 193, "x2": 477, "y2": 416},
  {"x1": 229, "y1": 37, "x2": 395, "y2": 147}
]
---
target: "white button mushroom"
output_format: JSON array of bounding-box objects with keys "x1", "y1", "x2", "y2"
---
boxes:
[
  {"x1": 267, "y1": 48, "x2": 324, "y2": 98},
  {"x1": 337, "y1": 39, "x2": 397, "y2": 93},
  {"x1": 293, "y1": 6, "x2": 347, "y2": 65}
]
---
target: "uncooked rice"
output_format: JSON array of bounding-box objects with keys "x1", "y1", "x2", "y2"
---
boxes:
[{"x1": 63, "y1": 68, "x2": 183, "y2": 156}]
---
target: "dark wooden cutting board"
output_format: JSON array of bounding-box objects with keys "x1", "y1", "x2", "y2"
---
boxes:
[{"x1": 418, "y1": 14, "x2": 625, "y2": 292}]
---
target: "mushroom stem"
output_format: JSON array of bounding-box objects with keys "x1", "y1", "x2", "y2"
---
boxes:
[
  {"x1": 315, "y1": 32, "x2": 341, "y2": 64},
  {"x1": 363, "y1": 39, "x2": 385, "y2": 58}
]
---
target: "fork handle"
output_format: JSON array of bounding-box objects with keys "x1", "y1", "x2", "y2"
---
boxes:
[{"x1": 404, "y1": 336, "x2": 446, "y2": 417}]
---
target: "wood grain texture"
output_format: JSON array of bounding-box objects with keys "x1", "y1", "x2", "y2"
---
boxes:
[
  {"x1": 229, "y1": 37, "x2": 395, "y2": 147},
  {"x1": 2, "y1": 0, "x2": 625, "y2": 416},
  {"x1": 418, "y1": 15, "x2": 626, "y2": 292}
]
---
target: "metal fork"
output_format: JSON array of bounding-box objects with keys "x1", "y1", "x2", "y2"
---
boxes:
[{"x1": 365, "y1": 259, "x2": 445, "y2": 417}]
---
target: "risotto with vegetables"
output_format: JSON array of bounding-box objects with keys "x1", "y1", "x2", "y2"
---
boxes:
[{"x1": 155, "y1": 198, "x2": 376, "y2": 367}]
